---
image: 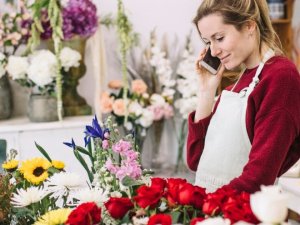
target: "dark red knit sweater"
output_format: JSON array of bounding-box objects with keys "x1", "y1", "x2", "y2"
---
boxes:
[{"x1": 187, "y1": 56, "x2": 300, "y2": 193}]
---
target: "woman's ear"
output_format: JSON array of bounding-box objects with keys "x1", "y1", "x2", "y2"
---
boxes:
[{"x1": 245, "y1": 20, "x2": 257, "y2": 35}]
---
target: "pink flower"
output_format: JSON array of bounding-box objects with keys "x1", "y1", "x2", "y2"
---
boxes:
[
  {"x1": 112, "y1": 99, "x2": 126, "y2": 116},
  {"x1": 131, "y1": 79, "x2": 147, "y2": 95},
  {"x1": 148, "y1": 105, "x2": 164, "y2": 121},
  {"x1": 100, "y1": 92, "x2": 114, "y2": 114},
  {"x1": 163, "y1": 104, "x2": 174, "y2": 119},
  {"x1": 105, "y1": 159, "x2": 117, "y2": 173},
  {"x1": 102, "y1": 140, "x2": 109, "y2": 149},
  {"x1": 112, "y1": 140, "x2": 132, "y2": 153}
]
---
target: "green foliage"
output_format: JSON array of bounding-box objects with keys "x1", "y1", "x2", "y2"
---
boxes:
[{"x1": 0, "y1": 174, "x2": 13, "y2": 224}]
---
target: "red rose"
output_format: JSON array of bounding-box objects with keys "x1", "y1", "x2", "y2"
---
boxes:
[
  {"x1": 166, "y1": 178, "x2": 187, "y2": 206},
  {"x1": 177, "y1": 183, "x2": 206, "y2": 209},
  {"x1": 105, "y1": 197, "x2": 133, "y2": 219},
  {"x1": 151, "y1": 177, "x2": 166, "y2": 191},
  {"x1": 147, "y1": 214, "x2": 172, "y2": 225},
  {"x1": 202, "y1": 199, "x2": 221, "y2": 216},
  {"x1": 134, "y1": 185, "x2": 164, "y2": 209},
  {"x1": 190, "y1": 217, "x2": 205, "y2": 225},
  {"x1": 66, "y1": 202, "x2": 101, "y2": 225}
]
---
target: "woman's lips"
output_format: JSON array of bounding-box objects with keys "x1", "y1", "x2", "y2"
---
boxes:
[{"x1": 220, "y1": 55, "x2": 230, "y2": 63}]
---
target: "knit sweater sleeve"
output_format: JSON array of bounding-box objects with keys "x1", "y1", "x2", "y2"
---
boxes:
[
  {"x1": 186, "y1": 112, "x2": 212, "y2": 171},
  {"x1": 223, "y1": 66, "x2": 300, "y2": 193}
]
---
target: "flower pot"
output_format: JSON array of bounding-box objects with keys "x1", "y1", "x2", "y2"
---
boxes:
[
  {"x1": 27, "y1": 94, "x2": 58, "y2": 122},
  {"x1": 0, "y1": 74, "x2": 13, "y2": 120}
]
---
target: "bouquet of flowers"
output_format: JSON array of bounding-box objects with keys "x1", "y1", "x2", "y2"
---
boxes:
[
  {"x1": 5, "y1": 46, "x2": 81, "y2": 95},
  {"x1": 1, "y1": 116, "x2": 293, "y2": 225}
]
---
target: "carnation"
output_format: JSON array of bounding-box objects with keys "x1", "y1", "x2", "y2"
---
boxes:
[
  {"x1": 6, "y1": 56, "x2": 29, "y2": 80},
  {"x1": 60, "y1": 46, "x2": 81, "y2": 72}
]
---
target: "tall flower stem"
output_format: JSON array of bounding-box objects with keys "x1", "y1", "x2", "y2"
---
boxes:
[{"x1": 116, "y1": 0, "x2": 138, "y2": 124}]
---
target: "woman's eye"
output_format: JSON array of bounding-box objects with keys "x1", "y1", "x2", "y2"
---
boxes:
[{"x1": 216, "y1": 37, "x2": 224, "y2": 42}]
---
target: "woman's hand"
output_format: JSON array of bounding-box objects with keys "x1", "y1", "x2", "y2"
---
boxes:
[
  {"x1": 195, "y1": 49, "x2": 225, "y2": 93},
  {"x1": 193, "y1": 49, "x2": 225, "y2": 122}
]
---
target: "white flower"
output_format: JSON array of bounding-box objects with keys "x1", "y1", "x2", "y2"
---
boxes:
[
  {"x1": 27, "y1": 50, "x2": 57, "y2": 87},
  {"x1": 128, "y1": 101, "x2": 143, "y2": 116},
  {"x1": 158, "y1": 201, "x2": 167, "y2": 212},
  {"x1": 132, "y1": 216, "x2": 149, "y2": 225},
  {"x1": 196, "y1": 217, "x2": 231, "y2": 225},
  {"x1": 110, "y1": 191, "x2": 122, "y2": 198},
  {"x1": 6, "y1": 56, "x2": 29, "y2": 80},
  {"x1": 72, "y1": 187, "x2": 109, "y2": 207},
  {"x1": 250, "y1": 185, "x2": 289, "y2": 224},
  {"x1": 45, "y1": 172, "x2": 84, "y2": 199},
  {"x1": 175, "y1": 97, "x2": 198, "y2": 119},
  {"x1": 138, "y1": 109, "x2": 154, "y2": 128},
  {"x1": 60, "y1": 47, "x2": 81, "y2": 72},
  {"x1": 150, "y1": 94, "x2": 166, "y2": 107},
  {"x1": 11, "y1": 186, "x2": 47, "y2": 207}
]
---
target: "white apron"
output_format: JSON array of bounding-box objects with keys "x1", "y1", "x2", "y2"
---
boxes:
[{"x1": 195, "y1": 50, "x2": 275, "y2": 193}]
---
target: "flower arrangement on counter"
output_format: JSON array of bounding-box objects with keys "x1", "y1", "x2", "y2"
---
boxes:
[
  {"x1": 5, "y1": 46, "x2": 81, "y2": 96},
  {"x1": 1, "y1": 116, "x2": 293, "y2": 225}
]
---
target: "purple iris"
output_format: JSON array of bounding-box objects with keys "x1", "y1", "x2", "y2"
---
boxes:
[
  {"x1": 63, "y1": 138, "x2": 76, "y2": 150},
  {"x1": 84, "y1": 116, "x2": 109, "y2": 146}
]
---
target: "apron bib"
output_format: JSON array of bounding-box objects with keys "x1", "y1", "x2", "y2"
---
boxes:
[{"x1": 195, "y1": 50, "x2": 275, "y2": 192}]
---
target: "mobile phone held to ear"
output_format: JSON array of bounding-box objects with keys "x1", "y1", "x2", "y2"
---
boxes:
[{"x1": 200, "y1": 47, "x2": 221, "y2": 75}]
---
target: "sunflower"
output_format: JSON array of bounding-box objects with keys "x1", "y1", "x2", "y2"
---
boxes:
[
  {"x1": 19, "y1": 158, "x2": 51, "y2": 185},
  {"x1": 51, "y1": 160, "x2": 65, "y2": 170},
  {"x1": 34, "y1": 208, "x2": 72, "y2": 225},
  {"x1": 2, "y1": 159, "x2": 19, "y2": 172}
]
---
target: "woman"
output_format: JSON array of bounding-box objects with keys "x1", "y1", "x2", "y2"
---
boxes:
[{"x1": 187, "y1": 0, "x2": 300, "y2": 193}]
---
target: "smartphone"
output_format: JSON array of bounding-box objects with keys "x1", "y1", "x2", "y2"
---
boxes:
[{"x1": 200, "y1": 47, "x2": 221, "y2": 75}]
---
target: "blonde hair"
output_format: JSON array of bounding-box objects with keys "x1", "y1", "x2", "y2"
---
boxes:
[{"x1": 193, "y1": 0, "x2": 283, "y2": 56}]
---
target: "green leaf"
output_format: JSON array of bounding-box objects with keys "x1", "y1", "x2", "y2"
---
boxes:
[
  {"x1": 121, "y1": 176, "x2": 144, "y2": 187},
  {"x1": 35, "y1": 142, "x2": 52, "y2": 162},
  {"x1": 73, "y1": 150, "x2": 93, "y2": 183},
  {"x1": 76, "y1": 146, "x2": 92, "y2": 157},
  {"x1": 170, "y1": 211, "x2": 181, "y2": 224}
]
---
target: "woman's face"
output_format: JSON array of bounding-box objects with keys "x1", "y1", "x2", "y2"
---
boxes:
[{"x1": 197, "y1": 13, "x2": 259, "y2": 70}]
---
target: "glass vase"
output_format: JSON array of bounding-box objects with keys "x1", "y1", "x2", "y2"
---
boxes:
[{"x1": 149, "y1": 119, "x2": 164, "y2": 171}]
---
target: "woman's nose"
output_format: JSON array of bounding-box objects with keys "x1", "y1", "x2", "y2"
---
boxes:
[{"x1": 210, "y1": 45, "x2": 221, "y2": 57}]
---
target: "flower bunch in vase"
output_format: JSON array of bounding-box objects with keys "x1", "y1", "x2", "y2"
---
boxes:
[
  {"x1": 35, "y1": 0, "x2": 99, "y2": 116},
  {"x1": 0, "y1": 10, "x2": 32, "y2": 119},
  {"x1": 173, "y1": 35, "x2": 200, "y2": 173},
  {"x1": 6, "y1": 46, "x2": 81, "y2": 122}
]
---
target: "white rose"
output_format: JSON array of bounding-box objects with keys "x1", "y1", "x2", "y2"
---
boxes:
[
  {"x1": 150, "y1": 93, "x2": 166, "y2": 107},
  {"x1": 250, "y1": 185, "x2": 289, "y2": 224},
  {"x1": 60, "y1": 47, "x2": 81, "y2": 72},
  {"x1": 128, "y1": 101, "x2": 143, "y2": 116},
  {"x1": 138, "y1": 109, "x2": 154, "y2": 128},
  {"x1": 196, "y1": 217, "x2": 231, "y2": 225},
  {"x1": 6, "y1": 56, "x2": 29, "y2": 80}
]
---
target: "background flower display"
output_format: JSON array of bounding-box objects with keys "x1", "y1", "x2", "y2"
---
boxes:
[
  {"x1": 1, "y1": 116, "x2": 293, "y2": 225},
  {"x1": 174, "y1": 35, "x2": 199, "y2": 172},
  {"x1": 6, "y1": 47, "x2": 81, "y2": 96}
]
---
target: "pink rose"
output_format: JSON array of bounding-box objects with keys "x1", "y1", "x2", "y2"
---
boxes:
[
  {"x1": 112, "y1": 99, "x2": 126, "y2": 116},
  {"x1": 100, "y1": 92, "x2": 114, "y2": 114}
]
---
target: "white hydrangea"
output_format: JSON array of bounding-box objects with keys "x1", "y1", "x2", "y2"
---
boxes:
[
  {"x1": 128, "y1": 101, "x2": 143, "y2": 117},
  {"x1": 6, "y1": 56, "x2": 29, "y2": 80},
  {"x1": 27, "y1": 50, "x2": 57, "y2": 87},
  {"x1": 60, "y1": 47, "x2": 81, "y2": 72}
]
